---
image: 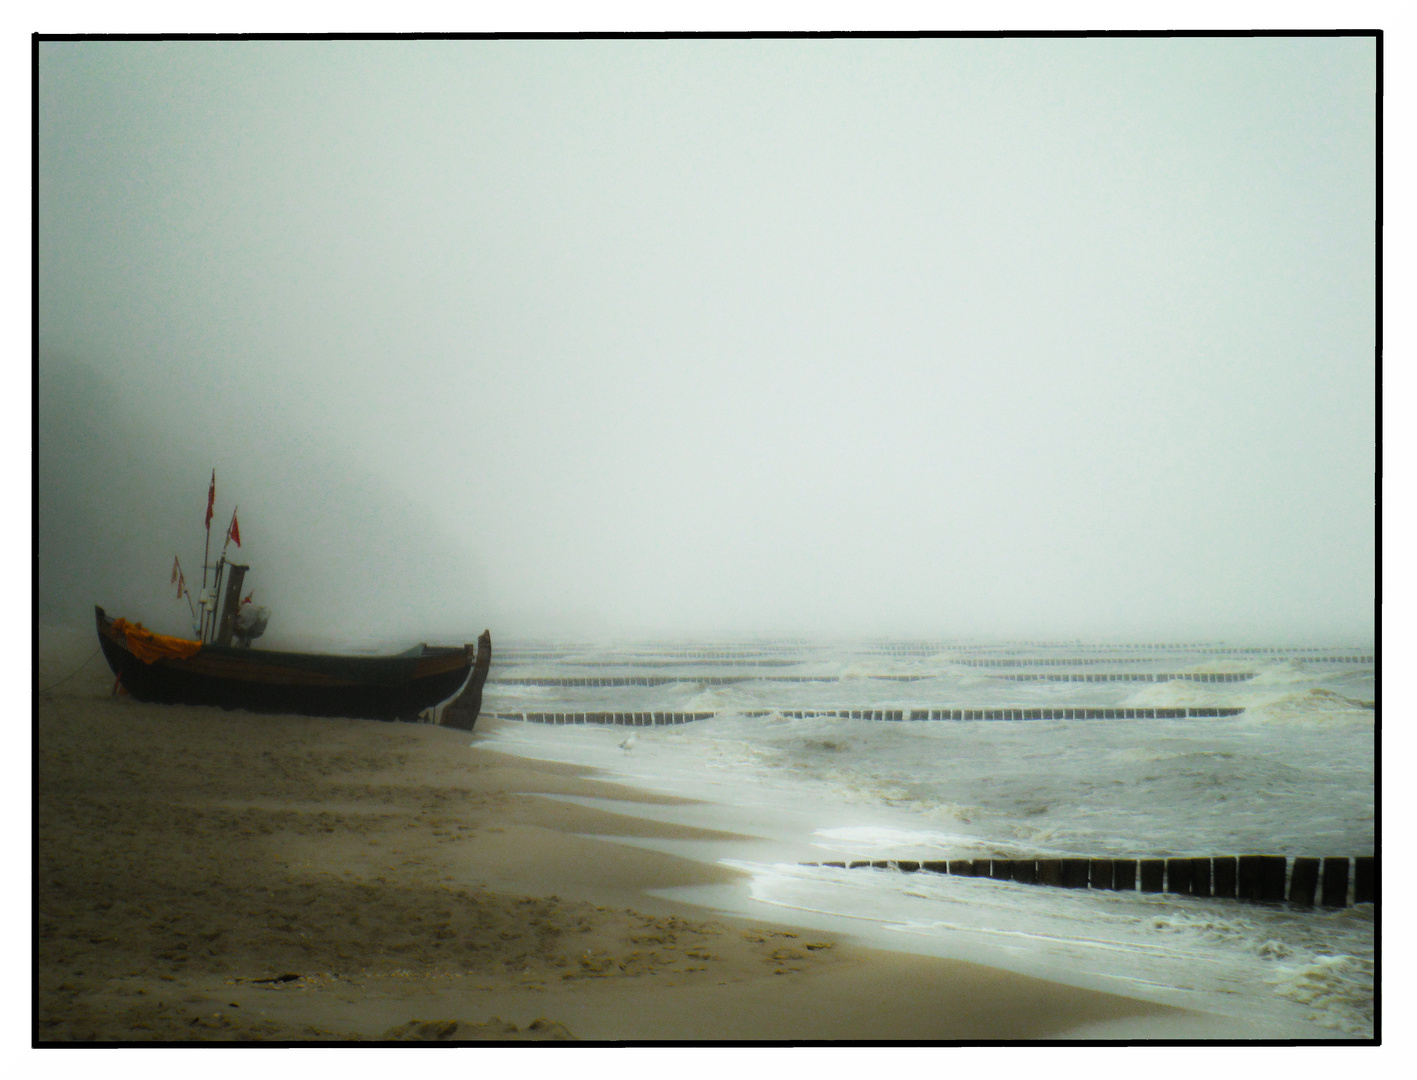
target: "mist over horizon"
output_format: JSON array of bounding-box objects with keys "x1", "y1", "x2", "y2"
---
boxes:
[{"x1": 37, "y1": 38, "x2": 1376, "y2": 648}]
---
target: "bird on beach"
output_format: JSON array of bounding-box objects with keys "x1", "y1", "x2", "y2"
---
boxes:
[{"x1": 619, "y1": 733, "x2": 637, "y2": 753}]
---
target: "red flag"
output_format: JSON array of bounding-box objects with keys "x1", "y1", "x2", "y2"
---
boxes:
[
  {"x1": 171, "y1": 556, "x2": 181, "y2": 584},
  {"x1": 205, "y1": 470, "x2": 216, "y2": 528},
  {"x1": 227, "y1": 511, "x2": 241, "y2": 548},
  {"x1": 242, "y1": 591, "x2": 254, "y2": 605}
]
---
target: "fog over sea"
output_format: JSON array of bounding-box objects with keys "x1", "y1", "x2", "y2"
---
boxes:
[{"x1": 470, "y1": 638, "x2": 1374, "y2": 1037}]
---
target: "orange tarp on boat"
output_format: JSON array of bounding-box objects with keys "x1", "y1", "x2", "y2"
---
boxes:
[{"x1": 109, "y1": 618, "x2": 203, "y2": 664}]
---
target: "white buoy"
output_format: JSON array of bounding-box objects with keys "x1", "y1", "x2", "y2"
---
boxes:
[{"x1": 619, "y1": 734, "x2": 637, "y2": 753}]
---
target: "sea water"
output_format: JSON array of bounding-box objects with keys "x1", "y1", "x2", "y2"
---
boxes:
[{"x1": 471, "y1": 639, "x2": 1375, "y2": 1037}]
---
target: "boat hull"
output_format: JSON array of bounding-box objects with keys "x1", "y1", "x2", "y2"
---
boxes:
[{"x1": 96, "y1": 606, "x2": 488, "y2": 724}]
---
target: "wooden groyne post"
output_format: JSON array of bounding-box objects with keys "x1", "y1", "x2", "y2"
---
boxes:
[
  {"x1": 1289, "y1": 857, "x2": 1320, "y2": 907},
  {"x1": 1322, "y1": 857, "x2": 1350, "y2": 907}
]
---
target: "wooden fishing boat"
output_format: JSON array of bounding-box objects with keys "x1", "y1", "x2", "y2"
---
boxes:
[{"x1": 96, "y1": 606, "x2": 492, "y2": 726}]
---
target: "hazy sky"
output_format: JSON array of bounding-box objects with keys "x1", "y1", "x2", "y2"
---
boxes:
[{"x1": 37, "y1": 36, "x2": 1376, "y2": 643}]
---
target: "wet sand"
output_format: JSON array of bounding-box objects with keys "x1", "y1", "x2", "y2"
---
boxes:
[{"x1": 36, "y1": 625, "x2": 1232, "y2": 1042}]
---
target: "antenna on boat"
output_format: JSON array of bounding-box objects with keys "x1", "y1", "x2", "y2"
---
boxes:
[
  {"x1": 199, "y1": 469, "x2": 216, "y2": 642},
  {"x1": 208, "y1": 558, "x2": 226, "y2": 644},
  {"x1": 206, "y1": 505, "x2": 243, "y2": 644},
  {"x1": 173, "y1": 556, "x2": 200, "y2": 637}
]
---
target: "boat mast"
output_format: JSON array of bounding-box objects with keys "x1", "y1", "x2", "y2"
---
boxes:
[
  {"x1": 200, "y1": 468, "x2": 215, "y2": 642},
  {"x1": 208, "y1": 560, "x2": 225, "y2": 643},
  {"x1": 207, "y1": 505, "x2": 241, "y2": 644},
  {"x1": 182, "y1": 576, "x2": 200, "y2": 637}
]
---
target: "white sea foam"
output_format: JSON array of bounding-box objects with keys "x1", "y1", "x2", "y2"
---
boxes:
[
  {"x1": 1266, "y1": 954, "x2": 1374, "y2": 1034},
  {"x1": 1238, "y1": 688, "x2": 1375, "y2": 727}
]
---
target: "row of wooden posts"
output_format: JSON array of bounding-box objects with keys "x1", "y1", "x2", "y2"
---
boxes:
[
  {"x1": 777, "y1": 707, "x2": 1247, "y2": 720},
  {"x1": 950, "y1": 656, "x2": 1372, "y2": 667},
  {"x1": 497, "y1": 706, "x2": 1248, "y2": 726},
  {"x1": 492, "y1": 675, "x2": 838, "y2": 687},
  {"x1": 800, "y1": 855, "x2": 1377, "y2": 908},
  {"x1": 499, "y1": 655, "x2": 1370, "y2": 670},
  {"x1": 561, "y1": 658, "x2": 801, "y2": 668},
  {"x1": 993, "y1": 672, "x2": 1254, "y2": 683},
  {"x1": 491, "y1": 673, "x2": 1256, "y2": 687},
  {"x1": 498, "y1": 711, "x2": 714, "y2": 726},
  {"x1": 871, "y1": 642, "x2": 1227, "y2": 653},
  {"x1": 497, "y1": 647, "x2": 814, "y2": 660},
  {"x1": 863, "y1": 673, "x2": 1253, "y2": 684},
  {"x1": 500, "y1": 643, "x2": 1361, "y2": 655},
  {"x1": 497, "y1": 644, "x2": 1368, "y2": 661},
  {"x1": 871, "y1": 644, "x2": 1364, "y2": 655}
]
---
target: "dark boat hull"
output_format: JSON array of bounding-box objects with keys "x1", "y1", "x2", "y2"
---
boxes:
[{"x1": 96, "y1": 606, "x2": 489, "y2": 724}]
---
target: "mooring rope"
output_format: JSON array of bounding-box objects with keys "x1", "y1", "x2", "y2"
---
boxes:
[{"x1": 36, "y1": 645, "x2": 102, "y2": 695}]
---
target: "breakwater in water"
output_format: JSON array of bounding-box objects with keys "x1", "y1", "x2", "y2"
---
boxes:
[
  {"x1": 800, "y1": 854, "x2": 1376, "y2": 908},
  {"x1": 492, "y1": 672, "x2": 1259, "y2": 686},
  {"x1": 495, "y1": 705, "x2": 1247, "y2": 724}
]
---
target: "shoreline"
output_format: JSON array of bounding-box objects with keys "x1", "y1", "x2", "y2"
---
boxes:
[
  {"x1": 470, "y1": 719, "x2": 1352, "y2": 1040},
  {"x1": 36, "y1": 626, "x2": 1293, "y2": 1042}
]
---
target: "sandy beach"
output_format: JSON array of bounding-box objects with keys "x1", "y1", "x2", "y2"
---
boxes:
[{"x1": 36, "y1": 626, "x2": 1250, "y2": 1043}]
